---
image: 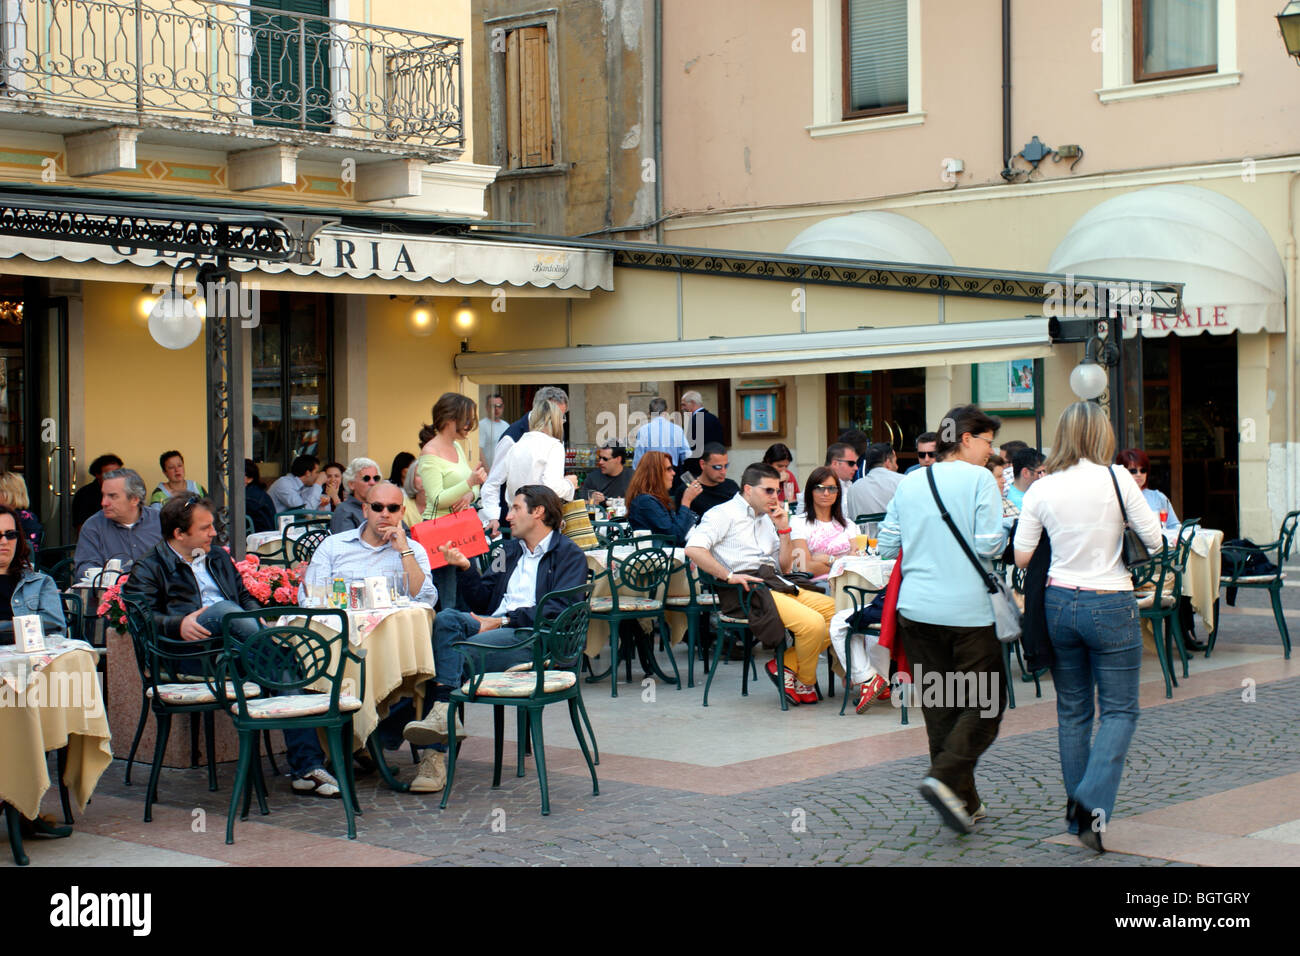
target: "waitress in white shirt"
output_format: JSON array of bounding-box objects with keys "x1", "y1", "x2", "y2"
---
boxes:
[{"x1": 1014, "y1": 402, "x2": 1163, "y2": 854}]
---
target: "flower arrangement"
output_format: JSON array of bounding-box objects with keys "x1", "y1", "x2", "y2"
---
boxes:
[
  {"x1": 96, "y1": 574, "x2": 130, "y2": 633},
  {"x1": 234, "y1": 553, "x2": 305, "y2": 607}
]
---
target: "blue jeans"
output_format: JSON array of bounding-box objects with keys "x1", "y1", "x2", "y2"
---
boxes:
[
  {"x1": 198, "y1": 600, "x2": 326, "y2": 778},
  {"x1": 431, "y1": 609, "x2": 533, "y2": 688},
  {"x1": 1045, "y1": 587, "x2": 1142, "y2": 832},
  {"x1": 432, "y1": 565, "x2": 459, "y2": 613}
]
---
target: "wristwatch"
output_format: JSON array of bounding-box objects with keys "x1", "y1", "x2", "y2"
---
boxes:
[{"x1": 399, "y1": 549, "x2": 415, "y2": 558}]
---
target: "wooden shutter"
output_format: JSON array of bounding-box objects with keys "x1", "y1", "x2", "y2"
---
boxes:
[
  {"x1": 843, "y1": 0, "x2": 907, "y2": 117},
  {"x1": 505, "y1": 25, "x2": 552, "y2": 169}
]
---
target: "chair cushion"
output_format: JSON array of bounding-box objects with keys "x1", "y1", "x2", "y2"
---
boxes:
[
  {"x1": 665, "y1": 594, "x2": 718, "y2": 607},
  {"x1": 461, "y1": 670, "x2": 577, "y2": 698},
  {"x1": 717, "y1": 612, "x2": 749, "y2": 625},
  {"x1": 243, "y1": 693, "x2": 363, "y2": 719},
  {"x1": 146, "y1": 682, "x2": 261, "y2": 705},
  {"x1": 503, "y1": 659, "x2": 552, "y2": 673},
  {"x1": 589, "y1": 596, "x2": 662, "y2": 612},
  {"x1": 1227, "y1": 573, "x2": 1284, "y2": 584},
  {"x1": 1136, "y1": 592, "x2": 1178, "y2": 610}
]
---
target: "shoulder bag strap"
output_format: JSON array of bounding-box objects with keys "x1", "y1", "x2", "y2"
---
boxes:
[
  {"x1": 1108, "y1": 466, "x2": 1132, "y2": 530},
  {"x1": 925, "y1": 466, "x2": 997, "y2": 595}
]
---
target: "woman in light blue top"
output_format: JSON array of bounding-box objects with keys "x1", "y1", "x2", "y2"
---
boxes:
[
  {"x1": 877, "y1": 404, "x2": 1007, "y2": 836},
  {"x1": 1115, "y1": 448, "x2": 1179, "y2": 530}
]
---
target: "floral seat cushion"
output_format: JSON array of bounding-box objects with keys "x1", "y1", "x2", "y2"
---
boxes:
[
  {"x1": 243, "y1": 693, "x2": 363, "y2": 719},
  {"x1": 665, "y1": 594, "x2": 718, "y2": 607},
  {"x1": 1136, "y1": 592, "x2": 1178, "y2": 610},
  {"x1": 1228, "y1": 573, "x2": 1285, "y2": 584},
  {"x1": 146, "y1": 681, "x2": 262, "y2": 705},
  {"x1": 589, "y1": 596, "x2": 661, "y2": 612},
  {"x1": 717, "y1": 612, "x2": 749, "y2": 625},
  {"x1": 462, "y1": 670, "x2": 577, "y2": 698}
]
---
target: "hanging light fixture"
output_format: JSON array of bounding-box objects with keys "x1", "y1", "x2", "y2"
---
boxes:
[
  {"x1": 1068, "y1": 330, "x2": 1118, "y2": 401},
  {"x1": 408, "y1": 297, "x2": 437, "y2": 337},
  {"x1": 453, "y1": 297, "x2": 477, "y2": 334},
  {"x1": 1279, "y1": 1, "x2": 1300, "y2": 62},
  {"x1": 136, "y1": 284, "x2": 160, "y2": 322},
  {"x1": 147, "y1": 273, "x2": 205, "y2": 350}
]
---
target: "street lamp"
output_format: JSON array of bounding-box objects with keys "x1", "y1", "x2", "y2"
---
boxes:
[
  {"x1": 1280, "y1": 1, "x2": 1300, "y2": 62},
  {"x1": 148, "y1": 284, "x2": 204, "y2": 349}
]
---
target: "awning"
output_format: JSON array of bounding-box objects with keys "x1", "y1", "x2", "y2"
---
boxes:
[
  {"x1": 1048, "y1": 184, "x2": 1285, "y2": 337},
  {"x1": 783, "y1": 210, "x2": 956, "y2": 266},
  {"x1": 455, "y1": 317, "x2": 1053, "y2": 384}
]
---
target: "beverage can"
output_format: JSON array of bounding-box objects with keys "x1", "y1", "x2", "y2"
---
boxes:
[{"x1": 349, "y1": 581, "x2": 365, "y2": 610}]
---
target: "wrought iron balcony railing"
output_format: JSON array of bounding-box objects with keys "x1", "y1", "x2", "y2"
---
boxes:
[{"x1": 0, "y1": 0, "x2": 463, "y2": 150}]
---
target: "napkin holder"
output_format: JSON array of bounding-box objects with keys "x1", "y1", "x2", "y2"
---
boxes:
[{"x1": 15, "y1": 614, "x2": 45, "y2": 653}]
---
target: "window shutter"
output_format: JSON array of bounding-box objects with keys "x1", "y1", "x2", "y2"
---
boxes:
[
  {"x1": 516, "y1": 26, "x2": 552, "y2": 167},
  {"x1": 845, "y1": 0, "x2": 907, "y2": 115},
  {"x1": 505, "y1": 29, "x2": 521, "y2": 168}
]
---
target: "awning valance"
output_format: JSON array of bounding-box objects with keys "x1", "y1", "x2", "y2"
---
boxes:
[
  {"x1": 455, "y1": 318, "x2": 1053, "y2": 384},
  {"x1": 1048, "y1": 185, "x2": 1285, "y2": 337}
]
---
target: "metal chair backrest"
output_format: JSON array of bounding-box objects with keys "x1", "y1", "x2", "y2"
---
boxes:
[
  {"x1": 292, "y1": 526, "x2": 330, "y2": 564},
  {"x1": 121, "y1": 595, "x2": 221, "y2": 697},
  {"x1": 698, "y1": 570, "x2": 764, "y2": 619},
  {"x1": 604, "y1": 540, "x2": 672, "y2": 598},
  {"x1": 217, "y1": 607, "x2": 356, "y2": 717},
  {"x1": 245, "y1": 515, "x2": 256, "y2": 536},
  {"x1": 58, "y1": 592, "x2": 81, "y2": 640},
  {"x1": 534, "y1": 581, "x2": 594, "y2": 672},
  {"x1": 1130, "y1": 539, "x2": 1173, "y2": 597},
  {"x1": 1280, "y1": 510, "x2": 1300, "y2": 564}
]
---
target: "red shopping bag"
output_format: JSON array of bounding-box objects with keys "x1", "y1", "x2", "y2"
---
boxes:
[{"x1": 410, "y1": 511, "x2": 489, "y2": 569}]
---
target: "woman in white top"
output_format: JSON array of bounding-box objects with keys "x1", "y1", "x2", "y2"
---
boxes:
[
  {"x1": 498, "y1": 398, "x2": 577, "y2": 512},
  {"x1": 789, "y1": 466, "x2": 854, "y2": 579},
  {"x1": 1013, "y1": 402, "x2": 1163, "y2": 854}
]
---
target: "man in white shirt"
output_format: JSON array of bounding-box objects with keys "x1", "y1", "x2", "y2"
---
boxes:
[
  {"x1": 633, "y1": 397, "x2": 691, "y2": 468},
  {"x1": 825, "y1": 442, "x2": 860, "y2": 502},
  {"x1": 400, "y1": 485, "x2": 588, "y2": 792},
  {"x1": 480, "y1": 386, "x2": 569, "y2": 530},
  {"x1": 685, "y1": 463, "x2": 836, "y2": 707},
  {"x1": 478, "y1": 393, "x2": 509, "y2": 470}
]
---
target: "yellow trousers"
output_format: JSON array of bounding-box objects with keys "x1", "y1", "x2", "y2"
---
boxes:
[{"x1": 770, "y1": 588, "x2": 836, "y2": 684}]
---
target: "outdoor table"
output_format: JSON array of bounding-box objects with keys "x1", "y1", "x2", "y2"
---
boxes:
[
  {"x1": 246, "y1": 525, "x2": 305, "y2": 557},
  {"x1": 583, "y1": 545, "x2": 689, "y2": 659},
  {"x1": 0, "y1": 637, "x2": 112, "y2": 865},
  {"x1": 281, "y1": 603, "x2": 435, "y2": 792},
  {"x1": 827, "y1": 555, "x2": 897, "y2": 682},
  {"x1": 1176, "y1": 526, "x2": 1223, "y2": 633}
]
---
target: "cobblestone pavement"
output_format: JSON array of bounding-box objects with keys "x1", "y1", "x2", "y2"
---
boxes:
[{"x1": 77, "y1": 674, "x2": 1299, "y2": 866}]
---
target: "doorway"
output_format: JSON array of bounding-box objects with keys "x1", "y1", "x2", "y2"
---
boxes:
[{"x1": 825, "y1": 368, "x2": 927, "y2": 469}]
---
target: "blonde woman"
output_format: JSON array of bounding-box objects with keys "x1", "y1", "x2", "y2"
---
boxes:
[
  {"x1": 498, "y1": 398, "x2": 578, "y2": 512},
  {"x1": 0, "y1": 472, "x2": 43, "y2": 557},
  {"x1": 417, "y1": 393, "x2": 488, "y2": 610},
  {"x1": 1014, "y1": 402, "x2": 1162, "y2": 853}
]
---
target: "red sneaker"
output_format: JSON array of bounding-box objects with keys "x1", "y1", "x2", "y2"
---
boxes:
[
  {"x1": 766, "y1": 658, "x2": 801, "y2": 706},
  {"x1": 855, "y1": 674, "x2": 889, "y2": 714},
  {"x1": 794, "y1": 679, "x2": 819, "y2": 704}
]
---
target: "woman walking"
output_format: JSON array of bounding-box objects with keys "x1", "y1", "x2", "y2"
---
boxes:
[{"x1": 1014, "y1": 402, "x2": 1162, "y2": 852}]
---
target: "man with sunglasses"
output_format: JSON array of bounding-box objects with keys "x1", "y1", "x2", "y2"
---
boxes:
[
  {"x1": 676, "y1": 443, "x2": 739, "y2": 518},
  {"x1": 329, "y1": 457, "x2": 383, "y2": 534},
  {"x1": 825, "y1": 443, "x2": 860, "y2": 502},
  {"x1": 577, "y1": 442, "x2": 632, "y2": 505},
  {"x1": 904, "y1": 432, "x2": 938, "y2": 474}
]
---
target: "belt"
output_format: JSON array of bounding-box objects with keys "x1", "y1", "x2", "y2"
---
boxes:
[{"x1": 1048, "y1": 578, "x2": 1122, "y2": 595}]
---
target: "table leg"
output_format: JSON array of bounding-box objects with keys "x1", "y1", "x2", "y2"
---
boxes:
[{"x1": 365, "y1": 733, "x2": 409, "y2": 792}]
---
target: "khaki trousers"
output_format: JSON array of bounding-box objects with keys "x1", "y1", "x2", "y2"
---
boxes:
[{"x1": 770, "y1": 588, "x2": 835, "y2": 684}]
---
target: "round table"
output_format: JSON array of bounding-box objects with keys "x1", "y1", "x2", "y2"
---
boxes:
[{"x1": 583, "y1": 546, "x2": 690, "y2": 658}]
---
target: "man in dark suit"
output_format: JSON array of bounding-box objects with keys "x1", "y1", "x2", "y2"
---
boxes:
[{"x1": 680, "y1": 391, "x2": 725, "y2": 478}]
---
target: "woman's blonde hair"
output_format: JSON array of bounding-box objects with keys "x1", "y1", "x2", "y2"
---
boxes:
[
  {"x1": 528, "y1": 398, "x2": 565, "y2": 438},
  {"x1": 1044, "y1": 402, "x2": 1116, "y2": 473},
  {"x1": 0, "y1": 472, "x2": 29, "y2": 510}
]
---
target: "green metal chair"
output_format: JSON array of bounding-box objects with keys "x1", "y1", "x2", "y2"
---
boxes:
[
  {"x1": 216, "y1": 608, "x2": 365, "y2": 843},
  {"x1": 839, "y1": 583, "x2": 890, "y2": 718},
  {"x1": 38, "y1": 545, "x2": 76, "y2": 591},
  {"x1": 245, "y1": 514, "x2": 256, "y2": 537},
  {"x1": 1131, "y1": 540, "x2": 1182, "y2": 698},
  {"x1": 853, "y1": 512, "x2": 887, "y2": 533},
  {"x1": 291, "y1": 524, "x2": 330, "y2": 565},
  {"x1": 664, "y1": 558, "x2": 719, "y2": 688},
  {"x1": 585, "y1": 537, "x2": 676, "y2": 696},
  {"x1": 262, "y1": 515, "x2": 331, "y2": 566},
  {"x1": 1209, "y1": 510, "x2": 1299, "y2": 659},
  {"x1": 442, "y1": 582, "x2": 598, "y2": 816},
  {"x1": 698, "y1": 572, "x2": 790, "y2": 710}
]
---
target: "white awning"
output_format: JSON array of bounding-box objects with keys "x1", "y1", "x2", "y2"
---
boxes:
[
  {"x1": 1048, "y1": 185, "x2": 1285, "y2": 337},
  {"x1": 0, "y1": 228, "x2": 613, "y2": 292},
  {"x1": 784, "y1": 210, "x2": 956, "y2": 266},
  {"x1": 455, "y1": 318, "x2": 1052, "y2": 384}
]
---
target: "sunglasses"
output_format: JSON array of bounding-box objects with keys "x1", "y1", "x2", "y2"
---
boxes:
[
  {"x1": 756, "y1": 486, "x2": 779, "y2": 496},
  {"x1": 369, "y1": 502, "x2": 403, "y2": 514},
  {"x1": 0, "y1": 530, "x2": 19, "y2": 541},
  {"x1": 707, "y1": 463, "x2": 726, "y2": 471},
  {"x1": 1127, "y1": 467, "x2": 1147, "y2": 474},
  {"x1": 834, "y1": 458, "x2": 858, "y2": 467},
  {"x1": 813, "y1": 485, "x2": 838, "y2": 494},
  {"x1": 358, "y1": 474, "x2": 380, "y2": 483},
  {"x1": 597, "y1": 455, "x2": 615, "y2": 462},
  {"x1": 918, "y1": 451, "x2": 936, "y2": 459}
]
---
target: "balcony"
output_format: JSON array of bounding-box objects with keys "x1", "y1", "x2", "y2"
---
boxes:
[{"x1": 0, "y1": 0, "x2": 465, "y2": 198}]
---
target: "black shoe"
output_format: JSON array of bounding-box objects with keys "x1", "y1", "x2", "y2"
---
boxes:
[
  {"x1": 1072, "y1": 803, "x2": 1105, "y2": 853},
  {"x1": 1183, "y1": 634, "x2": 1208, "y2": 652}
]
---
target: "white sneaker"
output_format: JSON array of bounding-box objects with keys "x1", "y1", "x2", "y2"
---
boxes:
[
  {"x1": 402, "y1": 702, "x2": 467, "y2": 747},
  {"x1": 408, "y1": 752, "x2": 447, "y2": 793},
  {"x1": 291, "y1": 767, "x2": 341, "y2": 798},
  {"x1": 971, "y1": 803, "x2": 988, "y2": 823},
  {"x1": 919, "y1": 776, "x2": 973, "y2": 834}
]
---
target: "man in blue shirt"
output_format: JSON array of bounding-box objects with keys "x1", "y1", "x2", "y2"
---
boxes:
[
  {"x1": 267, "y1": 455, "x2": 328, "y2": 514},
  {"x1": 633, "y1": 397, "x2": 691, "y2": 468},
  {"x1": 904, "y1": 432, "x2": 938, "y2": 475},
  {"x1": 1005, "y1": 448, "x2": 1045, "y2": 510}
]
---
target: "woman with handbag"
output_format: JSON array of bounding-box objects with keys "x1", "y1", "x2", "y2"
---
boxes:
[
  {"x1": 418, "y1": 394, "x2": 488, "y2": 611},
  {"x1": 878, "y1": 404, "x2": 1008, "y2": 835},
  {"x1": 1013, "y1": 402, "x2": 1163, "y2": 853}
]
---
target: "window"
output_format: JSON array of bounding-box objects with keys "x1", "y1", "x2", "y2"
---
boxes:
[
  {"x1": 1134, "y1": 0, "x2": 1217, "y2": 82},
  {"x1": 487, "y1": 13, "x2": 560, "y2": 172},
  {"x1": 841, "y1": 0, "x2": 908, "y2": 118},
  {"x1": 250, "y1": 292, "x2": 333, "y2": 476}
]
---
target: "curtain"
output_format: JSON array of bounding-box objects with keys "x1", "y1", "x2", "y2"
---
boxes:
[
  {"x1": 1140, "y1": 0, "x2": 1217, "y2": 75},
  {"x1": 846, "y1": 0, "x2": 907, "y2": 113}
]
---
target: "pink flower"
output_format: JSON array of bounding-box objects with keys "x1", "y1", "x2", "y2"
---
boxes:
[{"x1": 273, "y1": 584, "x2": 297, "y2": 605}]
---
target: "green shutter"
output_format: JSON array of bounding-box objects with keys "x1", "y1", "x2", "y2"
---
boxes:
[
  {"x1": 846, "y1": 0, "x2": 907, "y2": 115},
  {"x1": 251, "y1": 0, "x2": 332, "y2": 130}
]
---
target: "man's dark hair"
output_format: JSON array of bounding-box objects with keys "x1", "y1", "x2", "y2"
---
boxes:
[
  {"x1": 1012, "y1": 448, "x2": 1045, "y2": 479},
  {"x1": 244, "y1": 459, "x2": 261, "y2": 486},
  {"x1": 599, "y1": 441, "x2": 626, "y2": 460},
  {"x1": 915, "y1": 431, "x2": 938, "y2": 448},
  {"x1": 289, "y1": 454, "x2": 320, "y2": 478},
  {"x1": 837, "y1": 429, "x2": 870, "y2": 458},
  {"x1": 999, "y1": 440, "x2": 1029, "y2": 458},
  {"x1": 89, "y1": 453, "x2": 123, "y2": 478},
  {"x1": 863, "y1": 442, "x2": 896, "y2": 472},
  {"x1": 935, "y1": 405, "x2": 1003, "y2": 459},
  {"x1": 160, "y1": 494, "x2": 212, "y2": 540},
  {"x1": 740, "y1": 462, "x2": 779, "y2": 491},
  {"x1": 701, "y1": 442, "x2": 727, "y2": 461},
  {"x1": 159, "y1": 450, "x2": 183, "y2": 470},
  {"x1": 515, "y1": 484, "x2": 563, "y2": 531},
  {"x1": 825, "y1": 442, "x2": 855, "y2": 466}
]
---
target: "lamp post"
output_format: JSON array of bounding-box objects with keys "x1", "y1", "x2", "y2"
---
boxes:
[{"x1": 1279, "y1": 1, "x2": 1300, "y2": 62}]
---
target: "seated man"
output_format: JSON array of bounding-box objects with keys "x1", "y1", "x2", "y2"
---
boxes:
[
  {"x1": 685, "y1": 463, "x2": 835, "y2": 706},
  {"x1": 401, "y1": 485, "x2": 588, "y2": 793},
  {"x1": 74, "y1": 468, "x2": 162, "y2": 579},
  {"x1": 578, "y1": 442, "x2": 632, "y2": 505},
  {"x1": 72, "y1": 452, "x2": 122, "y2": 536},
  {"x1": 847, "y1": 442, "x2": 904, "y2": 519},
  {"x1": 123, "y1": 496, "x2": 342, "y2": 798},
  {"x1": 675, "y1": 443, "x2": 738, "y2": 518},
  {"x1": 267, "y1": 454, "x2": 329, "y2": 514},
  {"x1": 328, "y1": 457, "x2": 381, "y2": 534},
  {"x1": 300, "y1": 481, "x2": 437, "y2": 606},
  {"x1": 244, "y1": 460, "x2": 276, "y2": 534}
]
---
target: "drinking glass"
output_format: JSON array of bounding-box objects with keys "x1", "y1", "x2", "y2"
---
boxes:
[{"x1": 1158, "y1": 509, "x2": 1168, "y2": 525}]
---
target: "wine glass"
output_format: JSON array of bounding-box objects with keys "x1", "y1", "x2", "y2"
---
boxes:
[
  {"x1": 390, "y1": 569, "x2": 410, "y2": 606},
  {"x1": 1158, "y1": 509, "x2": 1168, "y2": 526}
]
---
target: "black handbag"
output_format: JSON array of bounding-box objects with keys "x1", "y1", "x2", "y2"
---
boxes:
[{"x1": 1108, "y1": 467, "x2": 1151, "y2": 569}]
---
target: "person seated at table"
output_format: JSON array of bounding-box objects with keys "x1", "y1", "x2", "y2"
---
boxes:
[
  {"x1": 72, "y1": 452, "x2": 122, "y2": 537},
  {"x1": 825, "y1": 442, "x2": 860, "y2": 502},
  {"x1": 789, "y1": 466, "x2": 854, "y2": 579},
  {"x1": 330, "y1": 457, "x2": 382, "y2": 534},
  {"x1": 148, "y1": 450, "x2": 206, "y2": 509},
  {"x1": 300, "y1": 481, "x2": 437, "y2": 607},
  {"x1": 267, "y1": 455, "x2": 329, "y2": 514},
  {"x1": 321, "y1": 461, "x2": 345, "y2": 512},
  {"x1": 578, "y1": 442, "x2": 632, "y2": 505},
  {"x1": 685, "y1": 463, "x2": 836, "y2": 707},
  {"x1": 627, "y1": 451, "x2": 701, "y2": 547},
  {"x1": 124, "y1": 495, "x2": 343, "y2": 798},
  {"x1": 0, "y1": 504, "x2": 65, "y2": 639},
  {"x1": 402, "y1": 485, "x2": 587, "y2": 793},
  {"x1": 677, "y1": 444, "x2": 740, "y2": 519},
  {"x1": 0, "y1": 472, "x2": 44, "y2": 558},
  {"x1": 905, "y1": 432, "x2": 939, "y2": 474},
  {"x1": 763, "y1": 444, "x2": 799, "y2": 504},
  {"x1": 1115, "y1": 448, "x2": 1179, "y2": 530},
  {"x1": 846, "y1": 443, "x2": 904, "y2": 520},
  {"x1": 244, "y1": 460, "x2": 276, "y2": 533},
  {"x1": 74, "y1": 469, "x2": 162, "y2": 580}
]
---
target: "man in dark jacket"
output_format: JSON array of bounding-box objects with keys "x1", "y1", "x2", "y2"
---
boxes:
[
  {"x1": 122, "y1": 495, "x2": 341, "y2": 798},
  {"x1": 680, "y1": 391, "x2": 725, "y2": 478},
  {"x1": 244, "y1": 460, "x2": 276, "y2": 533}
]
